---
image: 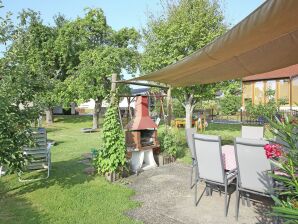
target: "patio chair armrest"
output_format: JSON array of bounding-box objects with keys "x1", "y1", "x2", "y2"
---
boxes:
[
  {"x1": 225, "y1": 169, "x2": 237, "y2": 181},
  {"x1": 226, "y1": 168, "x2": 237, "y2": 175}
]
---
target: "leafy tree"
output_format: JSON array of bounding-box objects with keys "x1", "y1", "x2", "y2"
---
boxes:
[
  {"x1": 141, "y1": 0, "x2": 227, "y2": 128},
  {"x1": 220, "y1": 95, "x2": 241, "y2": 115},
  {"x1": 56, "y1": 8, "x2": 139, "y2": 129},
  {"x1": 172, "y1": 98, "x2": 185, "y2": 118},
  {"x1": 6, "y1": 9, "x2": 65, "y2": 124},
  {"x1": 0, "y1": 4, "x2": 41, "y2": 173}
]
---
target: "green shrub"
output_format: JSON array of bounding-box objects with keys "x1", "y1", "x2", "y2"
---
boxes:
[
  {"x1": 94, "y1": 106, "x2": 126, "y2": 174},
  {"x1": 220, "y1": 94, "x2": 241, "y2": 115},
  {"x1": 158, "y1": 127, "x2": 184, "y2": 157},
  {"x1": 267, "y1": 116, "x2": 298, "y2": 222},
  {"x1": 245, "y1": 90, "x2": 287, "y2": 121}
]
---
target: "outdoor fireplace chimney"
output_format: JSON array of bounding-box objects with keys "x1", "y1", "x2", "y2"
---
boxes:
[{"x1": 126, "y1": 96, "x2": 157, "y2": 130}]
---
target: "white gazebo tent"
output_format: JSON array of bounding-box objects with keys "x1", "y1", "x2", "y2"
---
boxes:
[{"x1": 131, "y1": 0, "x2": 298, "y2": 87}]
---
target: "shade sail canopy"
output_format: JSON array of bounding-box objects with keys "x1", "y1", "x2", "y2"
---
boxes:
[{"x1": 133, "y1": 0, "x2": 298, "y2": 87}]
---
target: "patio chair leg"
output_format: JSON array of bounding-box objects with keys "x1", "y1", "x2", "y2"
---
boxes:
[
  {"x1": 241, "y1": 195, "x2": 246, "y2": 206},
  {"x1": 224, "y1": 181, "x2": 228, "y2": 216},
  {"x1": 194, "y1": 180, "x2": 198, "y2": 206},
  {"x1": 246, "y1": 193, "x2": 251, "y2": 207},
  {"x1": 190, "y1": 165, "x2": 193, "y2": 189},
  {"x1": 205, "y1": 184, "x2": 210, "y2": 196},
  {"x1": 235, "y1": 189, "x2": 240, "y2": 221}
]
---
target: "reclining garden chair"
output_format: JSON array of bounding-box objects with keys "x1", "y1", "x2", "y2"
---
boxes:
[
  {"x1": 193, "y1": 134, "x2": 237, "y2": 216},
  {"x1": 234, "y1": 137, "x2": 274, "y2": 220},
  {"x1": 18, "y1": 128, "x2": 51, "y2": 182}
]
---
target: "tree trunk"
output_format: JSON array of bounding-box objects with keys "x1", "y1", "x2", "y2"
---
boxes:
[
  {"x1": 185, "y1": 103, "x2": 193, "y2": 129},
  {"x1": 166, "y1": 88, "x2": 172, "y2": 126},
  {"x1": 45, "y1": 108, "x2": 53, "y2": 125},
  {"x1": 93, "y1": 99, "x2": 102, "y2": 129},
  {"x1": 70, "y1": 102, "x2": 76, "y2": 115}
]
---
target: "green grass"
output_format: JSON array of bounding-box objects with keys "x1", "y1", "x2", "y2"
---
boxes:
[
  {"x1": 174, "y1": 122, "x2": 273, "y2": 165},
  {"x1": 0, "y1": 115, "x2": 140, "y2": 224},
  {"x1": 174, "y1": 123, "x2": 242, "y2": 164}
]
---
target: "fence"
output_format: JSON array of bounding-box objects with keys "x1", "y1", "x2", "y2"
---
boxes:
[{"x1": 209, "y1": 109, "x2": 298, "y2": 125}]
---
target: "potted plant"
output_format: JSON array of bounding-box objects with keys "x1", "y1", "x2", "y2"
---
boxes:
[{"x1": 265, "y1": 116, "x2": 298, "y2": 222}]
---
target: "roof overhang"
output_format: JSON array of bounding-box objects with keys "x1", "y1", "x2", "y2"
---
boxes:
[{"x1": 132, "y1": 0, "x2": 298, "y2": 87}]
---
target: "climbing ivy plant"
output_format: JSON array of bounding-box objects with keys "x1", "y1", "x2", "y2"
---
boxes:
[{"x1": 94, "y1": 106, "x2": 126, "y2": 174}]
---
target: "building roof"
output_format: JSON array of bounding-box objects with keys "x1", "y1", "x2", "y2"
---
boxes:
[{"x1": 243, "y1": 64, "x2": 298, "y2": 81}]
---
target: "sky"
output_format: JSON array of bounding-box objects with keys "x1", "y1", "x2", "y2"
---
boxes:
[
  {"x1": 0, "y1": 0, "x2": 264, "y2": 79},
  {"x1": 2, "y1": 0, "x2": 264, "y2": 31}
]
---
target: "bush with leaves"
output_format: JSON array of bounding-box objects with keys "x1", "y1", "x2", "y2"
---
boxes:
[
  {"x1": 94, "y1": 106, "x2": 126, "y2": 174},
  {"x1": 158, "y1": 127, "x2": 184, "y2": 157},
  {"x1": 220, "y1": 94, "x2": 241, "y2": 115},
  {"x1": 245, "y1": 90, "x2": 287, "y2": 122},
  {"x1": 266, "y1": 116, "x2": 298, "y2": 222}
]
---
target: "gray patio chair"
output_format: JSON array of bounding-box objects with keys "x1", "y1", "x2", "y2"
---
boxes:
[
  {"x1": 186, "y1": 128, "x2": 197, "y2": 188},
  {"x1": 18, "y1": 128, "x2": 51, "y2": 182},
  {"x1": 234, "y1": 137, "x2": 274, "y2": 220},
  {"x1": 193, "y1": 134, "x2": 237, "y2": 216},
  {"x1": 241, "y1": 125, "x2": 264, "y2": 139}
]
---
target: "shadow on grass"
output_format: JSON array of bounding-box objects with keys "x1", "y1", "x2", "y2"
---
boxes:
[
  {"x1": 54, "y1": 115, "x2": 94, "y2": 124},
  {"x1": 0, "y1": 181, "x2": 48, "y2": 224},
  {"x1": 5, "y1": 157, "x2": 95, "y2": 196},
  {"x1": 46, "y1": 127, "x2": 65, "y2": 133}
]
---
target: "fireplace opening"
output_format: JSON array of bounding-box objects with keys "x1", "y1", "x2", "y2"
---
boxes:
[{"x1": 141, "y1": 130, "x2": 155, "y2": 147}]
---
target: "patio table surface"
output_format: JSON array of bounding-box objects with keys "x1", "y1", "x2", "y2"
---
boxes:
[{"x1": 222, "y1": 145, "x2": 236, "y2": 171}]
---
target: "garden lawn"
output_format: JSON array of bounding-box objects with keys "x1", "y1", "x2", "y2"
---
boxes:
[
  {"x1": 0, "y1": 115, "x2": 140, "y2": 224},
  {"x1": 175, "y1": 123, "x2": 241, "y2": 164}
]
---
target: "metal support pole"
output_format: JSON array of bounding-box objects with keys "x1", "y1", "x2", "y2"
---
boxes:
[{"x1": 110, "y1": 73, "x2": 117, "y2": 105}]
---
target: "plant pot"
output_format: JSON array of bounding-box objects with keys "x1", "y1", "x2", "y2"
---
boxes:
[
  {"x1": 154, "y1": 154, "x2": 176, "y2": 166},
  {"x1": 105, "y1": 172, "x2": 121, "y2": 182},
  {"x1": 105, "y1": 167, "x2": 130, "y2": 182},
  {"x1": 162, "y1": 155, "x2": 176, "y2": 165}
]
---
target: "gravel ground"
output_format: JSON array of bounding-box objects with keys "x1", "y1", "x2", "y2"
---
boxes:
[{"x1": 126, "y1": 162, "x2": 275, "y2": 224}]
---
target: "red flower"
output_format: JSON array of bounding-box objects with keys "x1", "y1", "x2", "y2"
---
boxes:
[
  {"x1": 264, "y1": 144, "x2": 272, "y2": 152},
  {"x1": 275, "y1": 149, "x2": 282, "y2": 157},
  {"x1": 264, "y1": 144, "x2": 282, "y2": 159}
]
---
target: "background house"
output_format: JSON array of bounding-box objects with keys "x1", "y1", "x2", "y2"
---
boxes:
[{"x1": 242, "y1": 64, "x2": 298, "y2": 110}]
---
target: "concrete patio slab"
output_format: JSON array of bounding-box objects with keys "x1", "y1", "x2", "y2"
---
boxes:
[{"x1": 127, "y1": 163, "x2": 275, "y2": 224}]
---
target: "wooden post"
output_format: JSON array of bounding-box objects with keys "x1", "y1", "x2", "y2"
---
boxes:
[
  {"x1": 110, "y1": 73, "x2": 117, "y2": 105},
  {"x1": 166, "y1": 88, "x2": 172, "y2": 126}
]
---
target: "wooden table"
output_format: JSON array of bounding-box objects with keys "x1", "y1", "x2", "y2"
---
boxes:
[{"x1": 174, "y1": 119, "x2": 198, "y2": 128}]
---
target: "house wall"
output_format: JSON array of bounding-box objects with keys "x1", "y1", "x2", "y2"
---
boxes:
[{"x1": 242, "y1": 76, "x2": 298, "y2": 110}]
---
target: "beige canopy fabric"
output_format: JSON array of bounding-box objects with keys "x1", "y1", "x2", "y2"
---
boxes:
[{"x1": 133, "y1": 0, "x2": 298, "y2": 87}]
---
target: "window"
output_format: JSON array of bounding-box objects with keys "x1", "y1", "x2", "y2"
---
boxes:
[
  {"x1": 243, "y1": 82, "x2": 252, "y2": 101},
  {"x1": 292, "y1": 76, "x2": 298, "y2": 106},
  {"x1": 254, "y1": 81, "x2": 264, "y2": 104},
  {"x1": 266, "y1": 80, "x2": 277, "y2": 102},
  {"x1": 279, "y1": 79, "x2": 289, "y2": 105}
]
